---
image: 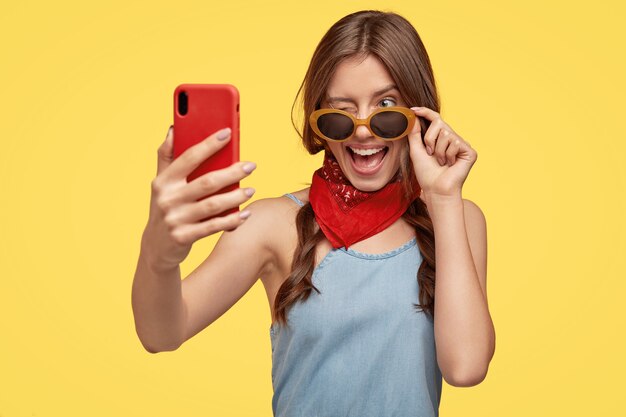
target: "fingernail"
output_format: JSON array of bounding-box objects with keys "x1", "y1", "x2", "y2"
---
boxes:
[
  {"x1": 239, "y1": 210, "x2": 251, "y2": 219},
  {"x1": 411, "y1": 106, "x2": 422, "y2": 110},
  {"x1": 244, "y1": 187, "x2": 256, "y2": 197},
  {"x1": 426, "y1": 146, "x2": 433, "y2": 155},
  {"x1": 438, "y1": 158, "x2": 445, "y2": 165},
  {"x1": 217, "y1": 127, "x2": 231, "y2": 140},
  {"x1": 242, "y1": 162, "x2": 257, "y2": 174},
  {"x1": 167, "y1": 125, "x2": 173, "y2": 137}
]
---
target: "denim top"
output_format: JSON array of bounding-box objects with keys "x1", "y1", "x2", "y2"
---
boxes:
[{"x1": 269, "y1": 193, "x2": 442, "y2": 417}]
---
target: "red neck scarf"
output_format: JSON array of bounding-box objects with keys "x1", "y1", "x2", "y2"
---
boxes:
[{"x1": 308, "y1": 150, "x2": 421, "y2": 249}]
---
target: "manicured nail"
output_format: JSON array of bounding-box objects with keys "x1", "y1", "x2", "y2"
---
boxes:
[
  {"x1": 217, "y1": 127, "x2": 231, "y2": 140},
  {"x1": 239, "y1": 210, "x2": 251, "y2": 219},
  {"x1": 242, "y1": 162, "x2": 257, "y2": 174},
  {"x1": 244, "y1": 187, "x2": 256, "y2": 197}
]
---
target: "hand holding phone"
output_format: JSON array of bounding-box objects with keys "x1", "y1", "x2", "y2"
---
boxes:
[{"x1": 143, "y1": 126, "x2": 257, "y2": 270}]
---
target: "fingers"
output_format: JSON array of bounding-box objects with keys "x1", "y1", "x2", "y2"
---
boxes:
[
  {"x1": 412, "y1": 107, "x2": 463, "y2": 166},
  {"x1": 422, "y1": 118, "x2": 445, "y2": 157},
  {"x1": 407, "y1": 108, "x2": 426, "y2": 154},
  {"x1": 176, "y1": 161, "x2": 257, "y2": 204},
  {"x1": 411, "y1": 107, "x2": 443, "y2": 155},
  {"x1": 433, "y1": 128, "x2": 453, "y2": 165},
  {"x1": 162, "y1": 127, "x2": 233, "y2": 182},
  {"x1": 444, "y1": 138, "x2": 462, "y2": 166},
  {"x1": 156, "y1": 125, "x2": 174, "y2": 175},
  {"x1": 170, "y1": 209, "x2": 252, "y2": 246},
  {"x1": 165, "y1": 186, "x2": 255, "y2": 226}
]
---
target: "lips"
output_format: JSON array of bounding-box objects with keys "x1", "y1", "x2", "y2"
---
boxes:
[{"x1": 345, "y1": 144, "x2": 389, "y2": 175}]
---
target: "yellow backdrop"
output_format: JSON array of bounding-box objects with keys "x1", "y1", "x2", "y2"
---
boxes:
[{"x1": 1, "y1": 0, "x2": 624, "y2": 416}]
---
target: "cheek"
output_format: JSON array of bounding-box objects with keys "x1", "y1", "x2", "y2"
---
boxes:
[
  {"x1": 388, "y1": 144, "x2": 402, "y2": 164},
  {"x1": 388, "y1": 142, "x2": 408, "y2": 170},
  {"x1": 326, "y1": 142, "x2": 344, "y2": 159}
]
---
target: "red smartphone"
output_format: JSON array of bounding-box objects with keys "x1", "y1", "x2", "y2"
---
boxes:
[{"x1": 173, "y1": 83, "x2": 240, "y2": 221}]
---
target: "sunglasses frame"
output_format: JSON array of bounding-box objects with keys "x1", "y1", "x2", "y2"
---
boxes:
[{"x1": 309, "y1": 106, "x2": 416, "y2": 142}]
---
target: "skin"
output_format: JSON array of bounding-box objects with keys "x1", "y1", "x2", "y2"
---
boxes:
[
  {"x1": 320, "y1": 54, "x2": 406, "y2": 193},
  {"x1": 132, "y1": 54, "x2": 494, "y2": 388}
]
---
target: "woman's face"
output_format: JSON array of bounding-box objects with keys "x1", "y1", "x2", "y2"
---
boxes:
[{"x1": 320, "y1": 54, "x2": 408, "y2": 192}]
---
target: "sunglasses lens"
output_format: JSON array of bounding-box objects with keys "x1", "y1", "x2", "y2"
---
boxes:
[
  {"x1": 317, "y1": 112, "x2": 354, "y2": 140},
  {"x1": 370, "y1": 111, "x2": 409, "y2": 139}
]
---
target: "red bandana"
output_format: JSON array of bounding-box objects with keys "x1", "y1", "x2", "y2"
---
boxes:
[{"x1": 309, "y1": 150, "x2": 421, "y2": 249}]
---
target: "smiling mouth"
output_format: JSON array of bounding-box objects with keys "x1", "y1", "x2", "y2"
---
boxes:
[{"x1": 346, "y1": 146, "x2": 389, "y2": 170}]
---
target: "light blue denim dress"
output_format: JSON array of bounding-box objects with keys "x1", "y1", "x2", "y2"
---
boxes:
[{"x1": 270, "y1": 193, "x2": 442, "y2": 417}]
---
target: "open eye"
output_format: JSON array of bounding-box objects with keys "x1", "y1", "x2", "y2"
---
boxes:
[{"x1": 379, "y1": 98, "x2": 397, "y2": 108}]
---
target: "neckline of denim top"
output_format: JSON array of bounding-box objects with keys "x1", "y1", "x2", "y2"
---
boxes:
[
  {"x1": 268, "y1": 236, "x2": 419, "y2": 334},
  {"x1": 338, "y1": 237, "x2": 417, "y2": 260}
]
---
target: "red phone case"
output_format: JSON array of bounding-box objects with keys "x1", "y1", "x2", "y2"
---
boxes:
[{"x1": 173, "y1": 84, "x2": 240, "y2": 221}]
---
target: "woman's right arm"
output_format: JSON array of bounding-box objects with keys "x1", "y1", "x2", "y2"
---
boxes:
[{"x1": 131, "y1": 126, "x2": 263, "y2": 353}]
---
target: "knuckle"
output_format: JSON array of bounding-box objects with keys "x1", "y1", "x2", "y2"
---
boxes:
[
  {"x1": 156, "y1": 196, "x2": 172, "y2": 212},
  {"x1": 203, "y1": 198, "x2": 217, "y2": 215},
  {"x1": 200, "y1": 174, "x2": 216, "y2": 190},
  {"x1": 163, "y1": 212, "x2": 178, "y2": 229},
  {"x1": 183, "y1": 147, "x2": 200, "y2": 165},
  {"x1": 170, "y1": 229, "x2": 188, "y2": 246},
  {"x1": 151, "y1": 178, "x2": 163, "y2": 193}
]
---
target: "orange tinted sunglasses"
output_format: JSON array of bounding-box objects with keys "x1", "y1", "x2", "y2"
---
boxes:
[{"x1": 309, "y1": 106, "x2": 416, "y2": 142}]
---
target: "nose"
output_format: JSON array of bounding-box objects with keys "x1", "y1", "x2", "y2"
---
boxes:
[
  {"x1": 354, "y1": 124, "x2": 372, "y2": 140},
  {"x1": 353, "y1": 110, "x2": 374, "y2": 140}
]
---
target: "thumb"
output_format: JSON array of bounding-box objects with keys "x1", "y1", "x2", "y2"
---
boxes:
[{"x1": 156, "y1": 125, "x2": 174, "y2": 175}]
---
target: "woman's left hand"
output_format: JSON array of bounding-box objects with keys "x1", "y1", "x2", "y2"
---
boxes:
[{"x1": 407, "y1": 106, "x2": 477, "y2": 198}]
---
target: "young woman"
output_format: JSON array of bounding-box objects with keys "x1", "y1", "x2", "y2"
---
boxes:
[{"x1": 132, "y1": 10, "x2": 495, "y2": 417}]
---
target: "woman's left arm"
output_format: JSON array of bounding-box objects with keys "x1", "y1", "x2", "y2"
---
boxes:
[
  {"x1": 425, "y1": 193, "x2": 494, "y2": 387},
  {"x1": 408, "y1": 107, "x2": 496, "y2": 387}
]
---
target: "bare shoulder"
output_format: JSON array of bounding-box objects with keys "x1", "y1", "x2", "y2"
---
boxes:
[
  {"x1": 461, "y1": 198, "x2": 487, "y2": 244},
  {"x1": 240, "y1": 190, "x2": 307, "y2": 250},
  {"x1": 462, "y1": 198, "x2": 486, "y2": 224},
  {"x1": 244, "y1": 190, "x2": 307, "y2": 220}
]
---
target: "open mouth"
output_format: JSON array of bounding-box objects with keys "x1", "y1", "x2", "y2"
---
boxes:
[{"x1": 346, "y1": 146, "x2": 389, "y2": 172}]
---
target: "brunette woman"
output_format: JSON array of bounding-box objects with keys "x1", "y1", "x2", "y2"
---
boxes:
[{"x1": 132, "y1": 10, "x2": 495, "y2": 417}]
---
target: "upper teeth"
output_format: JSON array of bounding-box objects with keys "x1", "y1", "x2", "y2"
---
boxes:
[{"x1": 349, "y1": 146, "x2": 386, "y2": 156}]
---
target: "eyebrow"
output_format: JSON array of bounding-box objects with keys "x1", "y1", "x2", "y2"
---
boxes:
[{"x1": 326, "y1": 84, "x2": 399, "y2": 104}]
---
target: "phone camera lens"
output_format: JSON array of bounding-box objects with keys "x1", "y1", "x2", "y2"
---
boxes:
[{"x1": 178, "y1": 91, "x2": 188, "y2": 116}]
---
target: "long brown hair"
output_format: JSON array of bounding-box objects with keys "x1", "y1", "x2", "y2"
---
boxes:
[{"x1": 273, "y1": 10, "x2": 440, "y2": 327}]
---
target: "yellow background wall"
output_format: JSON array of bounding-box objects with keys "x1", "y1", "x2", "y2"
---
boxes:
[{"x1": 1, "y1": 0, "x2": 624, "y2": 416}]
